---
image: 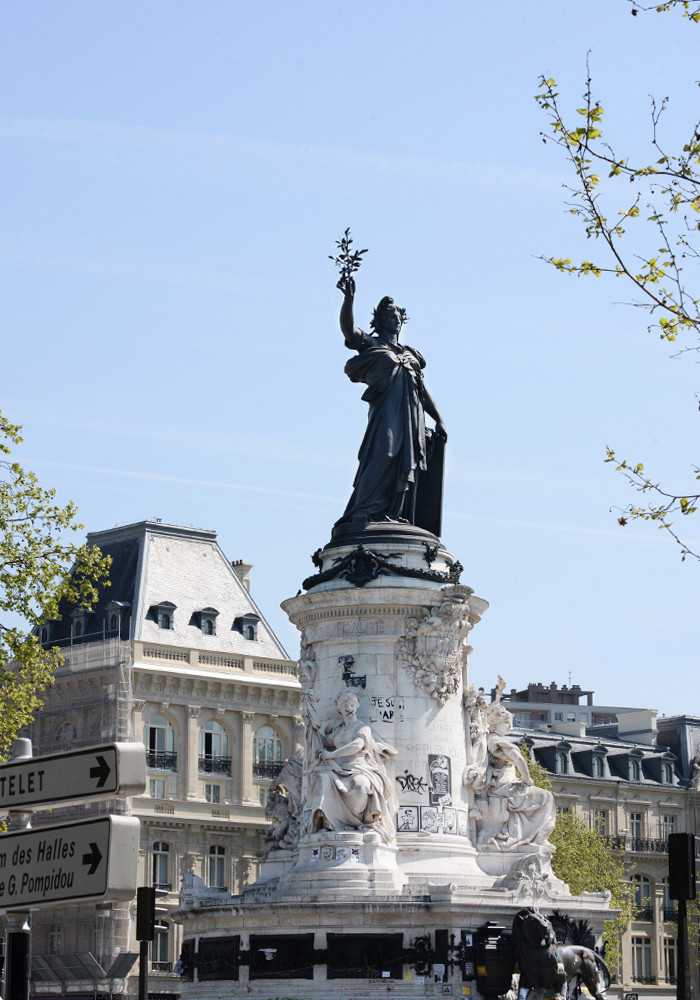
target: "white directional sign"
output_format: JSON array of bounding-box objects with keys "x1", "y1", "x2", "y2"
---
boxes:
[
  {"x1": 0, "y1": 742, "x2": 146, "y2": 811},
  {"x1": 0, "y1": 815, "x2": 140, "y2": 910}
]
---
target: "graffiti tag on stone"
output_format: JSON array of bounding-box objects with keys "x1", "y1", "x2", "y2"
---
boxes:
[{"x1": 396, "y1": 770, "x2": 428, "y2": 794}]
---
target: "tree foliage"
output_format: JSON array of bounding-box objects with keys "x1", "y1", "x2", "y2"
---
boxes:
[
  {"x1": 524, "y1": 744, "x2": 636, "y2": 976},
  {"x1": 0, "y1": 412, "x2": 110, "y2": 758},
  {"x1": 535, "y1": 0, "x2": 700, "y2": 560}
]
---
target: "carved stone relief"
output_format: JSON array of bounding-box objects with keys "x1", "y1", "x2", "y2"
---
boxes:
[{"x1": 395, "y1": 584, "x2": 477, "y2": 706}]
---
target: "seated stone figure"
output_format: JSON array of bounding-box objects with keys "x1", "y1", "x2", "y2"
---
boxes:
[
  {"x1": 465, "y1": 678, "x2": 555, "y2": 851},
  {"x1": 308, "y1": 691, "x2": 398, "y2": 843}
]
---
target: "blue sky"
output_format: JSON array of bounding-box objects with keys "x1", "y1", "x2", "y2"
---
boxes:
[{"x1": 2, "y1": 2, "x2": 698, "y2": 716}]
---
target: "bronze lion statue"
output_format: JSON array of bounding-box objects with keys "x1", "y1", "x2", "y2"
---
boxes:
[{"x1": 512, "y1": 908, "x2": 611, "y2": 1000}]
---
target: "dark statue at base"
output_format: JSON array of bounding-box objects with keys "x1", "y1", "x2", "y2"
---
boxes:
[
  {"x1": 332, "y1": 274, "x2": 447, "y2": 541},
  {"x1": 511, "y1": 909, "x2": 611, "y2": 1000}
]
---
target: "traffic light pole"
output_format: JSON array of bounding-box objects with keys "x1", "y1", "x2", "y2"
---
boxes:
[
  {"x1": 676, "y1": 897, "x2": 692, "y2": 1000},
  {"x1": 139, "y1": 937, "x2": 149, "y2": 1000}
]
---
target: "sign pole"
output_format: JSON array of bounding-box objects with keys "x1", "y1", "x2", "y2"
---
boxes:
[
  {"x1": 5, "y1": 910, "x2": 30, "y2": 1000},
  {"x1": 5, "y1": 738, "x2": 34, "y2": 1000}
]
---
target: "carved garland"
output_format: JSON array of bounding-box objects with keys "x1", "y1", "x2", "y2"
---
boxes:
[{"x1": 302, "y1": 544, "x2": 463, "y2": 591}]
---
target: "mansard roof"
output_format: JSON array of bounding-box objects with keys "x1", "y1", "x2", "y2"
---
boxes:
[{"x1": 44, "y1": 519, "x2": 289, "y2": 659}]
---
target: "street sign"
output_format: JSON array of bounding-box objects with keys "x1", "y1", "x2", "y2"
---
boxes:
[
  {"x1": 0, "y1": 815, "x2": 140, "y2": 910},
  {"x1": 0, "y1": 743, "x2": 146, "y2": 811}
]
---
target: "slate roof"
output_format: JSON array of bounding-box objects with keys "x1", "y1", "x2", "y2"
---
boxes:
[{"x1": 44, "y1": 520, "x2": 290, "y2": 660}]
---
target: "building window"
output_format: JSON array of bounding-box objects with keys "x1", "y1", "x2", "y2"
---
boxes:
[
  {"x1": 661, "y1": 763, "x2": 673, "y2": 784},
  {"x1": 554, "y1": 712, "x2": 563, "y2": 722},
  {"x1": 56, "y1": 722, "x2": 77, "y2": 746},
  {"x1": 152, "y1": 922, "x2": 170, "y2": 972},
  {"x1": 592, "y1": 756, "x2": 604, "y2": 777},
  {"x1": 40, "y1": 627, "x2": 48, "y2": 644},
  {"x1": 662, "y1": 814, "x2": 676, "y2": 841},
  {"x1": 110, "y1": 614, "x2": 118, "y2": 630},
  {"x1": 150, "y1": 778, "x2": 166, "y2": 799},
  {"x1": 631, "y1": 936, "x2": 653, "y2": 982},
  {"x1": 253, "y1": 726, "x2": 283, "y2": 779},
  {"x1": 662, "y1": 878, "x2": 676, "y2": 921},
  {"x1": 630, "y1": 812, "x2": 643, "y2": 840},
  {"x1": 630, "y1": 759, "x2": 641, "y2": 781},
  {"x1": 555, "y1": 752, "x2": 569, "y2": 774},
  {"x1": 208, "y1": 845, "x2": 226, "y2": 888},
  {"x1": 663, "y1": 937, "x2": 677, "y2": 983},
  {"x1": 593, "y1": 809, "x2": 608, "y2": 835},
  {"x1": 631, "y1": 874, "x2": 653, "y2": 921},
  {"x1": 233, "y1": 613, "x2": 260, "y2": 641},
  {"x1": 556, "y1": 805, "x2": 570, "y2": 816},
  {"x1": 566, "y1": 713, "x2": 576, "y2": 723},
  {"x1": 205, "y1": 783, "x2": 221, "y2": 804},
  {"x1": 49, "y1": 923, "x2": 62, "y2": 956},
  {"x1": 74, "y1": 620, "x2": 82, "y2": 637},
  {"x1": 153, "y1": 842, "x2": 170, "y2": 890},
  {"x1": 202, "y1": 722, "x2": 227, "y2": 753},
  {"x1": 144, "y1": 716, "x2": 176, "y2": 770}
]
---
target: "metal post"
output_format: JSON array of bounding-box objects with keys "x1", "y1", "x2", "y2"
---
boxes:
[
  {"x1": 5, "y1": 738, "x2": 33, "y2": 1000},
  {"x1": 138, "y1": 938, "x2": 149, "y2": 1000},
  {"x1": 676, "y1": 897, "x2": 692, "y2": 1000},
  {"x1": 4, "y1": 911, "x2": 31, "y2": 1000}
]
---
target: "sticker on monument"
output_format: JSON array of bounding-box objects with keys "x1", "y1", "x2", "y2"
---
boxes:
[
  {"x1": 369, "y1": 695, "x2": 404, "y2": 723},
  {"x1": 397, "y1": 805, "x2": 419, "y2": 832},
  {"x1": 335, "y1": 846, "x2": 349, "y2": 862},
  {"x1": 321, "y1": 845, "x2": 334, "y2": 861},
  {"x1": 458, "y1": 810, "x2": 468, "y2": 837},
  {"x1": 428, "y1": 754, "x2": 451, "y2": 804},
  {"x1": 350, "y1": 847, "x2": 361, "y2": 863},
  {"x1": 443, "y1": 807, "x2": 457, "y2": 834},
  {"x1": 311, "y1": 847, "x2": 320, "y2": 863},
  {"x1": 420, "y1": 805, "x2": 440, "y2": 833}
]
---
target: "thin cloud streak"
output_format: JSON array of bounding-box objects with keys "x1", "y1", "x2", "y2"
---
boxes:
[
  {"x1": 31, "y1": 459, "x2": 686, "y2": 546},
  {"x1": 0, "y1": 116, "x2": 565, "y2": 191},
  {"x1": 30, "y1": 459, "x2": 342, "y2": 504}
]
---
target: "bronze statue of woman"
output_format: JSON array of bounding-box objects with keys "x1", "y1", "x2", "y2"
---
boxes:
[{"x1": 333, "y1": 276, "x2": 447, "y2": 537}]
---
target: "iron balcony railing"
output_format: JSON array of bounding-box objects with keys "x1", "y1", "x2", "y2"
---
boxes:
[
  {"x1": 146, "y1": 751, "x2": 178, "y2": 771},
  {"x1": 151, "y1": 962, "x2": 172, "y2": 973},
  {"x1": 198, "y1": 755, "x2": 232, "y2": 775},
  {"x1": 631, "y1": 976, "x2": 656, "y2": 984},
  {"x1": 634, "y1": 905, "x2": 654, "y2": 922},
  {"x1": 253, "y1": 761, "x2": 283, "y2": 779},
  {"x1": 630, "y1": 837, "x2": 668, "y2": 854},
  {"x1": 602, "y1": 834, "x2": 668, "y2": 854}
]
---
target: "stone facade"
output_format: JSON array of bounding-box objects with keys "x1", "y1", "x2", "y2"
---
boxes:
[
  {"x1": 24, "y1": 520, "x2": 299, "y2": 997},
  {"x1": 520, "y1": 710, "x2": 700, "y2": 999}
]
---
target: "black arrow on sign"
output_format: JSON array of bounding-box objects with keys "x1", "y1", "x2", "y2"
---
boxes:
[
  {"x1": 82, "y1": 843, "x2": 102, "y2": 875},
  {"x1": 89, "y1": 755, "x2": 111, "y2": 788}
]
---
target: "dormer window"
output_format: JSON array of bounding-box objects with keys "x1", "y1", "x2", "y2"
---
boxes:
[
  {"x1": 106, "y1": 601, "x2": 130, "y2": 635},
  {"x1": 555, "y1": 752, "x2": 569, "y2": 774},
  {"x1": 149, "y1": 601, "x2": 176, "y2": 630},
  {"x1": 592, "y1": 755, "x2": 604, "y2": 778},
  {"x1": 233, "y1": 613, "x2": 260, "y2": 641},
  {"x1": 70, "y1": 607, "x2": 90, "y2": 639},
  {"x1": 40, "y1": 627, "x2": 49, "y2": 644},
  {"x1": 661, "y1": 763, "x2": 673, "y2": 784},
  {"x1": 193, "y1": 607, "x2": 219, "y2": 636}
]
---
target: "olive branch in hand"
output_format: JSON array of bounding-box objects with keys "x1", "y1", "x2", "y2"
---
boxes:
[{"x1": 329, "y1": 228, "x2": 368, "y2": 287}]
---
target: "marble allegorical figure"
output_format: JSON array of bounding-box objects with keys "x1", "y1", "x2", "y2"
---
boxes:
[
  {"x1": 334, "y1": 275, "x2": 447, "y2": 534},
  {"x1": 465, "y1": 677, "x2": 556, "y2": 852},
  {"x1": 308, "y1": 691, "x2": 398, "y2": 843}
]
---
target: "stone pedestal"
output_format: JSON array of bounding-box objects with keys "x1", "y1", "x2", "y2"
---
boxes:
[{"x1": 174, "y1": 528, "x2": 614, "y2": 998}]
